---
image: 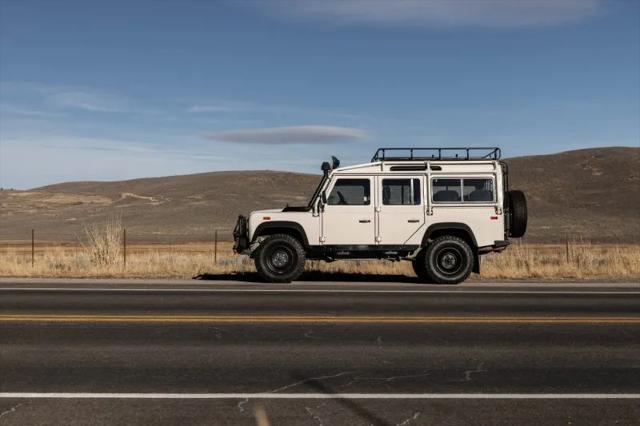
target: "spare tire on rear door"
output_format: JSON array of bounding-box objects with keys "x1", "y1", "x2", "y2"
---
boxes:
[{"x1": 507, "y1": 190, "x2": 528, "y2": 238}]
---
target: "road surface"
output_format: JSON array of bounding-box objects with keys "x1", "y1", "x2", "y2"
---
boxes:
[{"x1": 0, "y1": 278, "x2": 639, "y2": 425}]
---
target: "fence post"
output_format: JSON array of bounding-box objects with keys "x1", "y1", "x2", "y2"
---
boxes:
[
  {"x1": 123, "y1": 228, "x2": 127, "y2": 269},
  {"x1": 31, "y1": 229, "x2": 35, "y2": 267},
  {"x1": 565, "y1": 237, "x2": 570, "y2": 264},
  {"x1": 214, "y1": 229, "x2": 218, "y2": 264}
]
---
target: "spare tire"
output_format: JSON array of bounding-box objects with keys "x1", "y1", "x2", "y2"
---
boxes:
[{"x1": 507, "y1": 190, "x2": 528, "y2": 238}]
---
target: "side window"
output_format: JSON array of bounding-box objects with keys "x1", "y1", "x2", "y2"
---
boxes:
[
  {"x1": 432, "y1": 178, "x2": 462, "y2": 202},
  {"x1": 464, "y1": 178, "x2": 494, "y2": 202},
  {"x1": 327, "y1": 179, "x2": 370, "y2": 205},
  {"x1": 382, "y1": 179, "x2": 421, "y2": 205},
  {"x1": 432, "y1": 178, "x2": 495, "y2": 203}
]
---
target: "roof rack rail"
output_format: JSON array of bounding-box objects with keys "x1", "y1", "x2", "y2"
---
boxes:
[{"x1": 371, "y1": 147, "x2": 501, "y2": 162}]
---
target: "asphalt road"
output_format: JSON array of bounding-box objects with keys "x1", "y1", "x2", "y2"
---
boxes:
[{"x1": 0, "y1": 279, "x2": 639, "y2": 425}]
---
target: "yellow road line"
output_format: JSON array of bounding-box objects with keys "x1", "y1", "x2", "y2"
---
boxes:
[{"x1": 0, "y1": 314, "x2": 639, "y2": 324}]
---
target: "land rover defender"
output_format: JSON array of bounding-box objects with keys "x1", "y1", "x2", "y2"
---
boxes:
[{"x1": 233, "y1": 147, "x2": 527, "y2": 284}]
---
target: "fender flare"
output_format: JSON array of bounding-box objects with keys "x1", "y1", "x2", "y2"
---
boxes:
[
  {"x1": 420, "y1": 222, "x2": 478, "y2": 248},
  {"x1": 252, "y1": 221, "x2": 310, "y2": 247}
]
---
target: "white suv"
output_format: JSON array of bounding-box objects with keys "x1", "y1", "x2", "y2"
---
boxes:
[{"x1": 234, "y1": 147, "x2": 527, "y2": 284}]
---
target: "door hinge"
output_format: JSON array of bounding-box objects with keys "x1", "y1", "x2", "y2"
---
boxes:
[
  {"x1": 426, "y1": 207, "x2": 433, "y2": 216},
  {"x1": 319, "y1": 236, "x2": 326, "y2": 243},
  {"x1": 375, "y1": 236, "x2": 382, "y2": 243}
]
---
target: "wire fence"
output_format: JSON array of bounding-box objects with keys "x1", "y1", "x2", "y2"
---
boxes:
[{"x1": 0, "y1": 228, "x2": 237, "y2": 268}]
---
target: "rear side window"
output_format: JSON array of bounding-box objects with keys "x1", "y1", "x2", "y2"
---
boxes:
[
  {"x1": 328, "y1": 179, "x2": 370, "y2": 205},
  {"x1": 464, "y1": 178, "x2": 494, "y2": 202},
  {"x1": 382, "y1": 179, "x2": 421, "y2": 205},
  {"x1": 432, "y1": 178, "x2": 494, "y2": 203},
  {"x1": 432, "y1": 178, "x2": 462, "y2": 202}
]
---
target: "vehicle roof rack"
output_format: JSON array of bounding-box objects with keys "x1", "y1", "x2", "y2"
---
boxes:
[{"x1": 371, "y1": 147, "x2": 501, "y2": 162}]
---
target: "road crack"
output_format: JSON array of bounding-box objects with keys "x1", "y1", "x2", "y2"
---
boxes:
[
  {"x1": 237, "y1": 398, "x2": 249, "y2": 415},
  {"x1": 305, "y1": 406, "x2": 324, "y2": 426},
  {"x1": 0, "y1": 403, "x2": 23, "y2": 420},
  {"x1": 463, "y1": 362, "x2": 487, "y2": 382},
  {"x1": 269, "y1": 371, "x2": 354, "y2": 393},
  {"x1": 396, "y1": 411, "x2": 421, "y2": 425}
]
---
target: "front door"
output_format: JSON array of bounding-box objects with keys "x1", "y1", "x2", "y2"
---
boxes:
[
  {"x1": 377, "y1": 176, "x2": 425, "y2": 245},
  {"x1": 322, "y1": 177, "x2": 375, "y2": 245}
]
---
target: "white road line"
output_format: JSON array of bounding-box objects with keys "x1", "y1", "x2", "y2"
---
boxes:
[
  {"x1": 0, "y1": 287, "x2": 639, "y2": 295},
  {"x1": 0, "y1": 393, "x2": 638, "y2": 399}
]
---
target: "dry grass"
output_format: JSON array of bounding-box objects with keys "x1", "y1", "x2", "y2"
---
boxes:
[
  {"x1": 83, "y1": 218, "x2": 123, "y2": 266},
  {"x1": 1, "y1": 240, "x2": 639, "y2": 281}
]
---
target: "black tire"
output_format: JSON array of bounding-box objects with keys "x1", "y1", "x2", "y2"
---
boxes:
[
  {"x1": 254, "y1": 234, "x2": 306, "y2": 283},
  {"x1": 424, "y1": 236, "x2": 474, "y2": 285},
  {"x1": 411, "y1": 250, "x2": 432, "y2": 283},
  {"x1": 507, "y1": 190, "x2": 528, "y2": 238}
]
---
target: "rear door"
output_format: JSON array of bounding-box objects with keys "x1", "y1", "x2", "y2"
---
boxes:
[
  {"x1": 321, "y1": 177, "x2": 375, "y2": 245},
  {"x1": 377, "y1": 176, "x2": 425, "y2": 245}
]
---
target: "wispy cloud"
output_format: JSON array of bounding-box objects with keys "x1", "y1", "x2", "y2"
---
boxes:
[
  {"x1": 188, "y1": 102, "x2": 250, "y2": 113},
  {"x1": 264, "y1": 0, "x2": 602, "y2": 28},
  {"x1": 47, "y1": 89, "x2": 130, "y2": 112},
  {"x1": 1, "y1": 81, "x2": 141, "y2": 113},
  {"x1": 204, "y1": 125, "x2": 368, "y2": 144},
  {"x1": 0, "y1": 104, "x2": 66, "y2": 118},
  {"x1": 0, "y1": 136, "x2": 236, "y2": 188}
]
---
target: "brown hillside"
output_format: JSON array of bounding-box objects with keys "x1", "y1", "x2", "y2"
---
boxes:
[
  {"x1": 506, "y1": 147, "x2": 639, "y2": 242},
  {"x1": 0, "y1": 147, "x2": 638, "y2": 243},
  {"x1": 0, "y1": 171, "x2": 319, "y2": 243}
]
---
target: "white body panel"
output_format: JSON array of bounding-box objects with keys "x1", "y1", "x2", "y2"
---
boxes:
[
  {"x1": 248, "y1": 210, "x2": 320, "y2": 244},
  {"x1": 247, "y1": 160, "x2": 505, "y2": 249},
  {"x1": 322, "y1": 203, "x2": 375, "y2": 244}
]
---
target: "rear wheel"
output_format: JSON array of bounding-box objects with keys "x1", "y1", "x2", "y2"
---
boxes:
[
  {"x1": 254, "y1": 234, "x2": 306, "y2": 283},
  {"x1": 424, "y1": 236, "x2": 474, "y2": 284}
]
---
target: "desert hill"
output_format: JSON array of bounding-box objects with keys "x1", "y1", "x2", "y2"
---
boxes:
[{"x1": 0, "y1": 147, "x2": 638, "y2": 243}]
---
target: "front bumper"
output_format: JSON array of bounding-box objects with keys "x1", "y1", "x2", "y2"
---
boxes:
[{"x1": 232, "y1": 215, "x2": 249, "y2": 253}]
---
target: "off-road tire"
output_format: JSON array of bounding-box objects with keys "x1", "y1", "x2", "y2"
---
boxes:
[
  {"x1": 424, "y1": 236, "x2": 474, "y2": 285},
  {"x1": 254, "y1": 234, "x2": 306, "y2": 283},
  {"x1": 411, "y1": 250, "x2": 432, "y2": 283},
  {"x1": 507, "y1": 190, "x2": 528, "y2": 238}
]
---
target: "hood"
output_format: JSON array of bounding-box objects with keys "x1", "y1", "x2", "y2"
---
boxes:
[{"x1": 250, "y1": 208, "x2": 283, "y2": 215}]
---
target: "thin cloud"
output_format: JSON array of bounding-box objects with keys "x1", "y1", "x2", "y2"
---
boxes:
[
  {"x1": 265, "y1": 0, "x2": 602, "y2": 28},
  {"x1": 0, "y1": 104, "x2": 66, "y2": 118},
  {"x1": 1, "y1": 81, "x2": 142, "y2": 113},
  {"x1": 47, "y1": 89, "x2": 131, "y2": 112},
  {"x1": 204, "y1": 125, "x2": 368, "y2": 144},
  {"x1": 188, "y1": 103, "x2": 249, "y2": 113}
]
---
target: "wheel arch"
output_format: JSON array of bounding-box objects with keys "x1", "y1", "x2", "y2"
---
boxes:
[
  {"x1": 421, "y1": 223, "x2": 479, "y2": 274},
  {"x1": 252, "y1": 221, "x2": 310, "y2": 248},
  {"x1": 421, "y1": 223, "x2": 478, "y2": 248}
]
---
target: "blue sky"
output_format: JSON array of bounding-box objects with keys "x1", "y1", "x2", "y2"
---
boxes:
[{"x1": 0, "y1": 0, "x2": 638, "y2": 188}]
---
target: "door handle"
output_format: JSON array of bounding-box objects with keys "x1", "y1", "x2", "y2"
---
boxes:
[
  {"x1": 407, "y1": 219, "x2": 420, "y2": 223},
  {"x1": 358, "y1": 219, "x2": 371, "y2": 223}
]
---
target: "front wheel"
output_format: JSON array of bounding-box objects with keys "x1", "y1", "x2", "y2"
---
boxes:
[
  {"x1": 254, "y1": 234, "x2": 306, "y2": 283},
  {"x1": 424, "y1": 236, "x2": 474, "y2": 284}
]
